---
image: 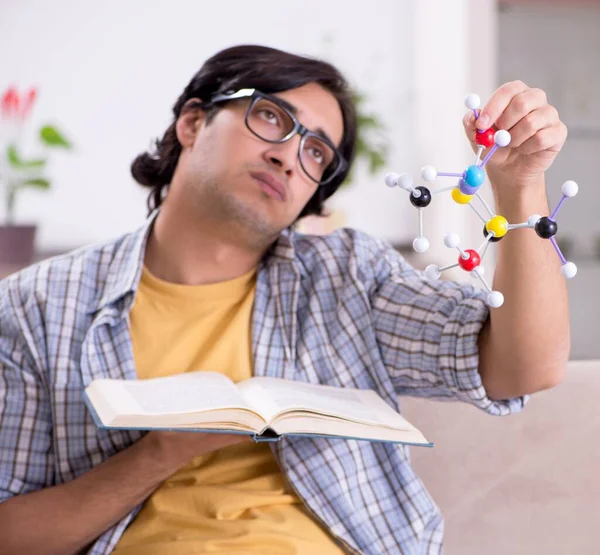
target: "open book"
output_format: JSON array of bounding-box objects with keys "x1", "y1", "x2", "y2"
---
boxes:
[{"x1": 83, "y1": 371, "x2": 432, "y2": 447}]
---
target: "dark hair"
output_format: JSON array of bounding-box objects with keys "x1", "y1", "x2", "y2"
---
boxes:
[{"x1": 131, "y1": 44, "x2": 357, "y2": 219}]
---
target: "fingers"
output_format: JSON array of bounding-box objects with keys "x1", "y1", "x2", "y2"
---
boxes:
[
  {"x1": 517, "y1": 123, "x2": 568, "y2": 156},
  {"x1": 495, "y1": 88, "x2": 549, "y2": 130},
  {"x1": 476, "y1": 80, "x2": 530, "y2": 130},
  {"x1": 506, "y1": 104, "x2": 560, "y2": 148},
  {"x1": 463, "y1": 111, "x2": 495, "y2": 143},
  {"x1": 463, "y1": 81, "x2": 565, "y2": 161},
  {"x1": 462, "y1": 111, "x2": 476, "y2": 143}
]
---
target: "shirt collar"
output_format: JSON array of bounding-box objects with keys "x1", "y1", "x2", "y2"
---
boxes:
[
  {"x1": 87, "y1": 209, "x2": 159, "y2": 315},
  {"x1": 88, "y1": 211, "x2": 301, "y2": 315},
  {"x1": 263, "y1": 226, "x2": 297, "y2": 265}
]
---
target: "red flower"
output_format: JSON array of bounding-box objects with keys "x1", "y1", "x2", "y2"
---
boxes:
[{"x1": 1, "y1": 86, "x2": 38, "y2": 119}]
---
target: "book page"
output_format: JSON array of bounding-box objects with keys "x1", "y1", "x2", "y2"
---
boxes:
[
  {"x1": 87, "y1": 371, "x2": 255, "y2": 416},
  {"x1": 270, "y1": 414, "x2": 430, "y2": 446},
  {"x1": 237, "y1": 377, "x2": 413, "y2": 431}
]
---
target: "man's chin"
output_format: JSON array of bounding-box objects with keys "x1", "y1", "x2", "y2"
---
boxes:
[{"x1": 225, "y1": 199, "x2": 286, "y2": 238}]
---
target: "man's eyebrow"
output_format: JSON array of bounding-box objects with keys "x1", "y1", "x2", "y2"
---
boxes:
[{"x1": 275, "y1": 96, "x2": 337, "y2": 147}]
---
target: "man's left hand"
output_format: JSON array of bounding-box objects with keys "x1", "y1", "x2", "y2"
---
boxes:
[{"x1": 463, "y1": 80, "x2": 567, "y2": 193}]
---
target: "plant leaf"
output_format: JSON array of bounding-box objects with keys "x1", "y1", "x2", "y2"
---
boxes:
[
  {"x1": 351, "y1": 91, "x2": 365, "y2": 105},
  {"x1": 368, "y1": 150, "x2": 386, "y2": 173},
  {"x1": 355, "y1": 136, "x2": 368, "y2": 156},
  {"x1": 40, "y1": 125, "x2": 71, "y2": 148},
  {"x1": 347, "y1": 86, "x2": 391, "y2": 180},
  {"x1": 6, "y1": 144, "x2": 47, "y2": 169},
  {"x1": 357, "y1": 114, "x2": 381, "y2": 129},
  {"x1": 20, "y1": 177, "x2": 51, "y2": 189}
]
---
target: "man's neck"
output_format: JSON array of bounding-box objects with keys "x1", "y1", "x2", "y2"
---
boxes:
[{"x1": 143, "y1": 201, "x2": 268, "y2": 286}]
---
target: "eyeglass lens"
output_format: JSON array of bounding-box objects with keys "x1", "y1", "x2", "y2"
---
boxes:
[{"x1": 247, "y1": 97, "x2": 339, "y2": 183}]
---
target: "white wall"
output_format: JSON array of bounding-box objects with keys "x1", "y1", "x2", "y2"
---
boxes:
[
  {"x1": 0, "y1": 0, "x2": 501, "y2": 258},
  {"x1": 408, "y1": 0, "x2": 499, "y2": 281},
  {"x1": 498, "y1": 3, "x2": 600, "y2": 359},
  {"x1": 0, "y1": 0, "x2": 416, "y2": 250},
  {"x1": 498, "y1": 3, "x2": 600, "y2": 260}
]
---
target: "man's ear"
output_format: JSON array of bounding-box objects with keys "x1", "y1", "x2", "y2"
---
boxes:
[{"x1": 175, "y1": 98, "x2": 206, "y2": 149}]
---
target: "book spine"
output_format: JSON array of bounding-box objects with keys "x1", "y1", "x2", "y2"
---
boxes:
[{"x1": 252, "y1": 427, "x2": 281, "y2": 442}]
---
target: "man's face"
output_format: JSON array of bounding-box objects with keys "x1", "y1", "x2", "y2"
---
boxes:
[{"x1": 175, "y1": 82, "x2": 345, "y2": 239}]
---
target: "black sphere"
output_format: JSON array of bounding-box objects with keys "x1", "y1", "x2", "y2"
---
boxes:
[
  {"x1": 534, "y1": 217, "x2": 558, "y2": 239},
  {"x1": 483, "y1": 224, "x2": 503, "y2": 242},
  {"x1": 410, "y1": 186, "x2": 432, "y2": 208}
]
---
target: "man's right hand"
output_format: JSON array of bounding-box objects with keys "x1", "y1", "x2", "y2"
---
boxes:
[
  {"x1": 145, "y1": 430, "x2": 253, "y2": 470},
  {"x1": 0, "y1": 430, "x2": 252, "y2": 555}
]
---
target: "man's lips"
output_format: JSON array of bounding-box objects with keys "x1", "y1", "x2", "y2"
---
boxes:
[{"x1": 250, "y1": 171, "x2": 287, "y2": 201}]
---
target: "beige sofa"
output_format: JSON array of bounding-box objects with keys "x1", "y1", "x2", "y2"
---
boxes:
[{"x1": 401, "y1": 359, "x2": 600, "y2": 555}]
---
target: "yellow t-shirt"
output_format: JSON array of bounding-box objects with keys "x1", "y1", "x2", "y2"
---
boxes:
[{"x1": 112, "y1": 266, "x2": 344, "y2": 555}]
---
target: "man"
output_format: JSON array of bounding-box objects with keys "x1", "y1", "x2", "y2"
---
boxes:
[{"x1": 0, "y1": 45, "x2": 569, "y2": 554}]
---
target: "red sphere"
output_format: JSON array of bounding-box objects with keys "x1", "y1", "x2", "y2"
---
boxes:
[
  {"x1": 475, "y1": 128, "x2": 495, "y2": 148},
  {"x1": 458, "y1": 249, "x2": 481, "y2": 272}
]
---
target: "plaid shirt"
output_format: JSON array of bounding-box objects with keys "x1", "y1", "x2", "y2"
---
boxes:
[{"x1": 0, "y1": 211, "x2": 526, "y2": 554}]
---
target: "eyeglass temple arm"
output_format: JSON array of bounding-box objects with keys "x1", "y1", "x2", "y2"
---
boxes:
[{"x1": 210, "y1": 88, "x2": 256, "y2": 103}]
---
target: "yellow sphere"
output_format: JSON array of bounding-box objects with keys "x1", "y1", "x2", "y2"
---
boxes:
[
  {"x1": 451, "y1": 189, "x2": 473, "y2": 205},
  {"x1": 485, "y1": 215, "x2": 509, "y2": 238}
]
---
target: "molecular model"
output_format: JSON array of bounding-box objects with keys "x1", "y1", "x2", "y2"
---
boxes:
[{"x1": 385, "y1": 93, "x2": 578, "y2": 308}]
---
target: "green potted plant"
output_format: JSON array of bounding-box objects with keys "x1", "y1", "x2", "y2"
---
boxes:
[
  {"x1": 344, "y1": 90, "x2": 388, "y2": 186},
  {"x1": 0, "y1": 85, "x2": 72, "y2": 265}
]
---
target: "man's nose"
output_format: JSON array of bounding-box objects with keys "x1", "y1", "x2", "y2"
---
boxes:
[{"x1": 263, "y1": 138, "x2": 299, "y2": 176}]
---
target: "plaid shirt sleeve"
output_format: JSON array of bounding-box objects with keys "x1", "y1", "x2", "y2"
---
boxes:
[
  {"x1": 368, "y1": 237, "x2": 527, "y2": 416},
  {"x1": 0, "y1": 278, "x2": 54, "y2": 502}
]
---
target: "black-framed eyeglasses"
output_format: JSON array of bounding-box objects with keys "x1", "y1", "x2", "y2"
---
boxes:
[{"x1": 208, "y1": 88, "x2": 347, "y2": 186}]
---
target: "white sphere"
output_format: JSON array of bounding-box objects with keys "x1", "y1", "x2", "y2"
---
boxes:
[
  {"x1": 384, "y1": 172, "x2": 399, "y2": 188},
  {"x1": 487, "y1": 291, "x2": 505, "y2": 308},
  {"x1": 413, "y1": 236, "x2": 430, "y2": 253},
  {"x1": 527, "y1": 214, "x2": 542, "y2": 227},
  {"x1": 421, "y1": 165, "x2": 437, "y2": 182},
  {"x1": 561, "y1": 180, "x2": 579, "y2": 198},
  {"x1": 425, "y1": 264, "x2": 441, "y2": 280},
  {"x1": 494, "y1": 129, "x2": 511, "y2": 147},
  {"x1": 464, "y1": 93, "x2": 481, "y2": 110},
  {"x1": 444, "y1": 233, "x2": 460, "y2": 249},
  {"x1": 397, "y1": 173, "x2": 414, "y2": 191},
  {"x1": 561, "y1": 262, "x2": 577, "y2": 279}
]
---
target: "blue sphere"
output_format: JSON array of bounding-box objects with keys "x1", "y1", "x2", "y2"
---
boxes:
[{"x1": 464, "y1": 165, "x2": 485, "y2": 188}]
